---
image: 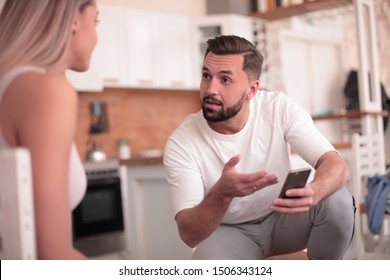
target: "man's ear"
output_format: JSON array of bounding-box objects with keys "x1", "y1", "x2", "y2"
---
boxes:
[{"x1": 246, "y1": 80, "x2": 259, "y2": 100}]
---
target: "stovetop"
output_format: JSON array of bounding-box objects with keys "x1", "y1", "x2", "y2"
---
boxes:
[{"x1": 83, "y1": 159, "x2": 120, "y2": 179}]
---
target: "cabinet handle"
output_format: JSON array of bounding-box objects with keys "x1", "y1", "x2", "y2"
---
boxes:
[
  {"x1": 103, "y1": 78, "x2": 120, "y2": 84},
  {"x1": 170, "y1": 80, "x2": 185, "y2": 87},
  {"x1": 137, "y1": 79, "x2": 154, "y2": 86}
]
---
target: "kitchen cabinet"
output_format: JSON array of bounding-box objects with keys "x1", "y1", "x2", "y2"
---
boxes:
[
  {"x1": 124, "y1": 164, "x2": 192, "y2": 259},
  {"x1": 93, "y1": 4, "x2": 127, "y2": 86},
  {"x1": 66, "y1": 4, "x2": 125, "y2": 91},
  {"x1": 124, "y1": 9, "x2": 156, "y2": 88},
  {"x1": 124, "y1": 10, "x2": 194, "y2": 88},
  {"x1": 93, "y1": 4, "x2": 195, "y2": 89},
  {"x1": 154, "y1": 13, "x2": 194, "y2": 88},
  {"x1": 66, "y1": 64, "x2": 103, "y2": 92}
]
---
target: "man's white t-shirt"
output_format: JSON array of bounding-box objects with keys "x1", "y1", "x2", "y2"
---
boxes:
[{"x1": 164, "y1": 91, "x2": 335, "y2": 224}]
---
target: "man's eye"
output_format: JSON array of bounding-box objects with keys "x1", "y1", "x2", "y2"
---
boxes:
[
  {"x1": 202, "y1": 73, "x2": 210, "y2": 79},
  {"x1": 223, "y1": 77, "x2": 231, "y2": 83}
]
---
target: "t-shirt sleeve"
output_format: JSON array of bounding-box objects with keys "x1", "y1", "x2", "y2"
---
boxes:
[
  {"x1": 281, "y1": 94, "x2": 337, "y2": 167},
  {"x1": 163, "y1": 137, "x2": 205, "y2": 217}
]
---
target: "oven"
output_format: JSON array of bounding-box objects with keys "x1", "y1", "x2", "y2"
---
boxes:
[{"x1": 72, "y1": 160, "x2": 130, "y2": 258}]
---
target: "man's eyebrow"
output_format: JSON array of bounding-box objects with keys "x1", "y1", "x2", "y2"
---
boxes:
[{"x1": 220, "y1": 70, "x2": 233, "y2": 75}]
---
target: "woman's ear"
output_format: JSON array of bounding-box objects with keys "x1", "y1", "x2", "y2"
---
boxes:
[{"x1": 72, "y1": 12, "x2": 80, "y2": 34}]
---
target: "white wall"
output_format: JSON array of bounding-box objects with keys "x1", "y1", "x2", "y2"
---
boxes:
[{"x1": 98, "y1": 0, "x2": 206, "y2": 17}]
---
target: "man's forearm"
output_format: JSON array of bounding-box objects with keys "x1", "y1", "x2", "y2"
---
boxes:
[
  {"x1": 311, "y1": 151, "x2": 350, "y2": 204},
  {"x1": 175, "y1": 184, "x2": 233, "y2": 247}
]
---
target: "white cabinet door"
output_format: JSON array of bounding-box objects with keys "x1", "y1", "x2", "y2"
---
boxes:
[
  {"x1": 66, "y1": 4, "x2": 126, "y2": 91},
  {"x1": 66, "y1": 62, "x2": 103, "y2": 92},
  {"x1": 91, "y1": 5, "x2": 194, "y2": 89},
  {"x1": 124, "y1": 9, "x2": 157, "y2": 88},
  {"x1": 125, "y1": 166, "x2": 192, "y2": 260},
  {"x1": 94, "y1": 4, "x2": 126, "y2": 86},
  {"x1": 124, "y1": 10, "x2": 194, "y2": 89},
  {"x1": 154, "y1": 14, "x2": 194, "y2": 88},
  {"x1": 280, "y1": 31, "x2": 346, "y2": 142}
]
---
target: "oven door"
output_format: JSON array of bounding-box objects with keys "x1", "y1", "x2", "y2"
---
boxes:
[{"x1": 72, "y1": 176, "x2": 126, "y2": 256}]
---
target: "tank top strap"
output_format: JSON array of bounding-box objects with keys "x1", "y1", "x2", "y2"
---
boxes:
[{"x1": 0, "y1": 66, "x2": 45, "y2": 103}]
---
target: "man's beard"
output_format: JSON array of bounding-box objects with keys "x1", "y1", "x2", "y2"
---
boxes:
[{"x1": 201, "y1": 91, "x2": 246, "y2": 122}]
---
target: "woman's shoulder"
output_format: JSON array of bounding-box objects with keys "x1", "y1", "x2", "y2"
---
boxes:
[
  {"x1": 5, "y1": 71, "x2": 78, "y2": 125},
  {"x1": 11, "y1": 71, "x2": 77, "y2": 106},
  {"x1": 23, "y1": 71, "x2": 74, "y2": 94},
  {"x1": 1, "y1": 69, "x2": 78, "y2": 145}
]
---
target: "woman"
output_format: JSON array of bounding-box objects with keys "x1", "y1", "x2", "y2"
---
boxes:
[{"x1": 0, "y1": 0, "x2": 99, "y2": 259}]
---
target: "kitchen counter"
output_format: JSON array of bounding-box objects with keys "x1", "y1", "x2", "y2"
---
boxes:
[
  {"x1": 121, "y1": 141, "x2": 352, "y2": 165},
  {"x1": 120, "y1": 156, "x2": 163, "y2": 167}
]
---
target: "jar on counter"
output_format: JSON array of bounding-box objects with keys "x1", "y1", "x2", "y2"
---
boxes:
[{"x1": 117, "y1": 139, "x2": 131, "y2": 160}]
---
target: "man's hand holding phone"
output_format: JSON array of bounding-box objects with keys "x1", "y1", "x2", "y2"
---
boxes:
[
  {"x1": 271, "y1": 167, "x2": 314, "y2": 215},
  {"x1": 278, "y1": 167, "x2": 311, "y2": 198}
]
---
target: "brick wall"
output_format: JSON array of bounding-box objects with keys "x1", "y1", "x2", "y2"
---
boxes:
[{"x1": 75, "y1": 88, "x2": 200, "y2": 160}]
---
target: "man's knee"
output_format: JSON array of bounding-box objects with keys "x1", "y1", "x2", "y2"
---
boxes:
[
  {"x1": 191, "y1": 225, "x2": 262, "y2": 260},
  {"x1": 323, "y1": 187, "x2": 354, "y2": 215},
  {"x1": 319, "y1": 187, "x2": 355, "y2": 237}
]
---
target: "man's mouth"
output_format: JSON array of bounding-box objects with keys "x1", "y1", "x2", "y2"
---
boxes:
[{"x1": 203, "y1": 97, "x2": 223, "y2": 107}]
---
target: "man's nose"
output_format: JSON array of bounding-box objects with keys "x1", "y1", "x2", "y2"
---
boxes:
[{"x1": 205, "y1": 78, "x2": 219, "y2": 94}]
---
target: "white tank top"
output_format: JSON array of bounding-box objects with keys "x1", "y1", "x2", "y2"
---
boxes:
[{"x1": 0, "y1": 66, "x2": 87, "y2": 209}]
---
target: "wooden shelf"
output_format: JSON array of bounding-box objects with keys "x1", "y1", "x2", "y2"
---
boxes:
[
  {"x1": 305, "y1": 110, "x2": 388, "y2": 152},
  {"x1": 249, "y1": 0, "x2": 353, "y2": 21},
  {"x1": 291, "y1": 141, "x2": 351, "y2": 154},
  {"x1": 311, "y1": 111, "x2": 388, "y2": 121},
  {"x1": 332, "y1": 141, "x2": 352, "y2": 150}
]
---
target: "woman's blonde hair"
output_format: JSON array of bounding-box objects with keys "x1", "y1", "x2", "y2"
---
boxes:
[{"x1": 0, "y1": 0, "x2": 93, "y2": 75}]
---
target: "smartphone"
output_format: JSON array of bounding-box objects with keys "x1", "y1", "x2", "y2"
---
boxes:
[{"x1": 278, "y1": 167, "x2": 311, "y2": 198}]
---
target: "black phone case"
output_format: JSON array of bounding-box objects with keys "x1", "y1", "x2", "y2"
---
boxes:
[{"x1": 279, "y1": 168, "x2": 311, "y2": 198}]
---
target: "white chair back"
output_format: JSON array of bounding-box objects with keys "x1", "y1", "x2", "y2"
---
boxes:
[
  {"x1": 0, "y1": 148, "x2": 36, "y2": 259},
  {"x1": 350, "y1": 133, "x2": 389, "y2": 259},
  {"x1": 351, "y1": 133, "x2": 385, "y2": 203}
]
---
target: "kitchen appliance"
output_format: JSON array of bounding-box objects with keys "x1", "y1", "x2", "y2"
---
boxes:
[
  {"x1": 86, "y1": 140, "x2": 107, "y2": 162},
  {"x1": 72, "y1": 159, "x2": 130, "y2": 258}
]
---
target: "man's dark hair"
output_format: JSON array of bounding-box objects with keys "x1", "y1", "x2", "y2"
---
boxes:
[{"x1": 204, "y1": 35, "x2": 264, "y2": 81}]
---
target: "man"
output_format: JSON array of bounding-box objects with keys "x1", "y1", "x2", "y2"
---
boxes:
[{"x1": 163, "y1": 35, "x2": 355, "y2": 260}]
